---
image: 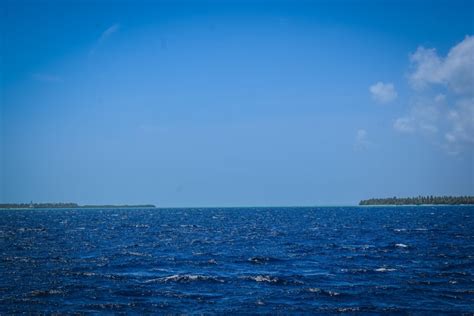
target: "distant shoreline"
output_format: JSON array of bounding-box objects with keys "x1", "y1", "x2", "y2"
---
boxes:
[
  {"x1": 359, "y1": 196, "x2": 474, "y2": 206},
  {"x1": 1, "y1": 204, "x2": 473, "y2": 210},
  {"x1": 0, "y1": 203, "x2": 156, "y2": 209}
]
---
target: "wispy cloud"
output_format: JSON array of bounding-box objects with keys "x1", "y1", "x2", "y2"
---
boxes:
[
  {"x1": 98, "y1": 24, "x2": 120, "y2": 44},
  {"x1": 394, "y1": 36, "x2": 474, "y2": 155},
  {"x1": 394, "y1": 96, "x2": 441, "y2": 135},
  {"x1": 32, "y1": 73, "x2": 63, "y2": 83},
  {"x1": 369, "y1": 82, "x2": 397, "y2": 104},
  {"x1": 90, "y1": 23, "x2": 120, "y2": 55}
]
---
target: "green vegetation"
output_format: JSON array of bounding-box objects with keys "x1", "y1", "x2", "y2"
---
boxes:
[
  {"x1": 0, "y1": 202, "x2": 156, "y2": 209},
  {"x1": 359, "y1": 196, "x2": 474, "y2": 205}
]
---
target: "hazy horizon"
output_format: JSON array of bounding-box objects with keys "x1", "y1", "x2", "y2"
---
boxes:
[{"x1": 1, "y1": 0, "x2": 473, "y2": 207}]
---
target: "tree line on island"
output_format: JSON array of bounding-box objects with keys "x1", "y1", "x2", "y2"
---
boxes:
[
  {"x1": 0, "y1": 202, "x2": 156, "y2": 209},
  {"x1": 359, "y1": 196, "x2": 474, "y2": 205}
]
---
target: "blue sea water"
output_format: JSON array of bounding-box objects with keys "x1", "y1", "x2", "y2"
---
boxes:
[{"x1": 1, "y1": 206, "x2": 473, "y2": 314}]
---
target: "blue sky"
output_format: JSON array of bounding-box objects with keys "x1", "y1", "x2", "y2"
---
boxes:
[{"x1": 1, "y1": 0, "x2": 473, "y2": 206}]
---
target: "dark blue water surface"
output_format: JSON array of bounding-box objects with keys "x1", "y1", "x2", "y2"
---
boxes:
[{"x1": 1, "y1": 206, "x2": 473, "y2": 314}]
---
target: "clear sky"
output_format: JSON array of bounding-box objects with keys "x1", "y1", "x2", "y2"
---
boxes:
[{"x1": 1, "y1": 0, "x2": 473, "y2": 206}]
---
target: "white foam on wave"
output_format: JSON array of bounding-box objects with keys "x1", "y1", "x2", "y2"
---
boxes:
[
  {"x1": 145, "y1": 274, "x2": 223, "y2": 283},
  {"x1": 337, "y1": 307, "x2": 360, "y2": 312},
  {"x1": 308, "y1": 288, "x2": 340, "y2": 296},
  {"x1": 124, "y1": 251, "x2": 151, "y2": 257},
  {"x1": 340, "y1": 268, "x2": 368, "y2": 274},
  {"x1": 134, "y1": 224, "x2": 149, "y2": 228},
  {"x1": 29, "y1": 289, "x2": 64, "y2": 297},
  {"x1": 240, "y1": 275, "x2": 280, "y2": 283},
  {"x1": 395, "y1": 243, "x2": 408, "y2": 248},
  {"x1": 164, "y1": 274, "x2": 200, "y2": 282},
  {"x1": 249, "y1": 275, "x2": 279, "y2": 283},
  {"x1": 375, "y1": 267, "x2": 397, "y2": 272}
]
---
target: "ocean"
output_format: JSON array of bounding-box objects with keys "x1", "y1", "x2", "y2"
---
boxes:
[{"x1": 1, "y1": 206, "x2": 473, "y2": 313}]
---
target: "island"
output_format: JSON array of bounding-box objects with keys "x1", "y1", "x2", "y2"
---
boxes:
[
  {"x1": 0, "y1": 202, "x2": 156, "y2": 209},
  {"x1": 359, "y1": 196, "x2": 474, "y2": 206}
]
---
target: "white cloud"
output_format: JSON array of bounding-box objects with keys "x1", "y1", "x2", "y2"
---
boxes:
[
  {"x1": 354, "y1": 129, "x2": 370, "y2": 150},
  {"x1": 409, "y1": 47, "x2": 442, "y2": 89},
  {"x1": 393, "y1": 98, "x2": 440, "y2": 135},
  {"x1": 394, "y1": 117, "x2": 415, "y2": 133},
  {"x1": 395, "y1": 95, "x2": 473, "y2": 154},
  {"x1": 32, "y1": 73, "x2": 62, "y2": 83},
  {"x1": 394, "y1": 36, "x2": 474, "y2": 155},
  {"x1": 409, "y1": 36, "x2": 474, "y2": 95},
  {"x1": 369, "y1": 82, "x2": 398, "y2": 104},
  {"x1": 445, "y1": 97, "x2": 474, "y2": 144}
]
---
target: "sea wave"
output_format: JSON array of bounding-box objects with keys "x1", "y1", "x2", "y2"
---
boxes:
[
  {"x1": 244, "y1": 275, "x2": 280, "y2": 283},
  {"x1": 29, "y1": 289, "x2": 64, "y2": 297},
  {"x1": 247, "y1": 256, "x2": 283, "y2": 264},
  {"x1": 307, "y1": 288, "x2": 341, "y2": 297},
  {"x1": 395, "y1": 243, "x2": 409, "y2": 248},
  {"x1": 145, "y1": 274, "x2": 224, "y2": 283},
  {"x1": 123, "y1": 251, "x2": 152, "y2": 257},
  {"x1": 240, "y1": 275, "x2": 303, "y2": 285},
  {"x1": 375, "y1": 267, "x2": 397, "y2": 272}
]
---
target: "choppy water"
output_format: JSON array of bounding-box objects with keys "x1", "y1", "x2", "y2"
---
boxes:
[{"x1": 1, "y1": 206, "x2": 473, "y2": 313}]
